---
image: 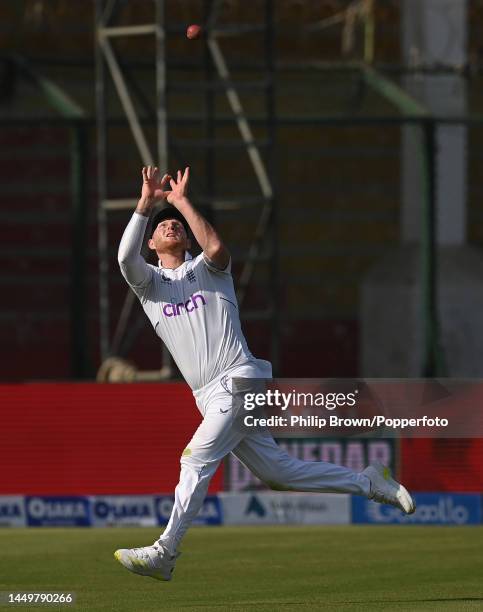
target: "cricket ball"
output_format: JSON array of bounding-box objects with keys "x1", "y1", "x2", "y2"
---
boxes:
[{"x1": 186, "y1": 24, "x2": 202, "y2": 40}]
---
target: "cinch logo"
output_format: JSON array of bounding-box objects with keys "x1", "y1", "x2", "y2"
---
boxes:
[{"x1": 163, "y1": 293, "x2": 206, "y2": 317}]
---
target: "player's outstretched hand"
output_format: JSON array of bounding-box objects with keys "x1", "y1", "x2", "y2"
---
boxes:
[
  {"x1": 167, "y1": 167, "x2": 190, "y2": 207},
  {"x1": 141, "y1": 166, "x2": 171, "y2": 202}
]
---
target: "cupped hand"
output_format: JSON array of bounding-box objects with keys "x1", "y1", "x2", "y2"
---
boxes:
[{"x1": 141, "y1": 166, "x2": 171, "y2": 201}]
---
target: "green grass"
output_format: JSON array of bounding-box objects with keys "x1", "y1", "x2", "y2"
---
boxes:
[{"x1": 0, "y1": 526, "x2": 482, "y2": 611}]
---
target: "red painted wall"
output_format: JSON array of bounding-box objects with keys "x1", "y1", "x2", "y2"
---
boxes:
[
  {"x1": 0, "y1": 383, "x2": 223, "y2": 495},
  {"x1": 1, "y1": 384, "x2": 481, "y2": 495},
  {"x1": 400, "y1": 438, "x2": 483, "y2": 493}
]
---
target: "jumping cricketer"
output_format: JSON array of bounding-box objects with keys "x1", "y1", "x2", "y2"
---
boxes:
[{"x1": 114, "y1": 165, "x2": 416, "y2": 581}]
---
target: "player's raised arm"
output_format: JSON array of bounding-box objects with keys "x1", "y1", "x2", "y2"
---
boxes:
[
  {"x1": 118, "y1": 166, "x2": 171, "y2": 287},
  {"x1": 167, "y1": 167, "x2": 230, "y2": 270}
]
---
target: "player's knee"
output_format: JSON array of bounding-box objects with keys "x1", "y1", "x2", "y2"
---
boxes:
[
  {"x1": 180, "y1": 446, "x2": 218, "y2": 472},
  {"x1": 180, "y1": 446, "x2": 201, "y2": 470}
]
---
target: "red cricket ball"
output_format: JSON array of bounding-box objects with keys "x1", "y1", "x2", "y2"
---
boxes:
[{"x1": 186, "y1": 24, "x2": 202, "y2": 40}]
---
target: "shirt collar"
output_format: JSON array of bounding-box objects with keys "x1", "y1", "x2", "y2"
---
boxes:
[{"x1": 158, "y1": 251, "x2": 192, "y2": 269}]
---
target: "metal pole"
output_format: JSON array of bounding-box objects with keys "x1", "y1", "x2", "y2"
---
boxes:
[
  {"x1": 99, "y1": 36, "x2": 154, "y2": 165},
  {"x1": 421, "y1": 120, "x2": 444, "y2": 376},
  {"x1": 154, "y1": 0, "x2": 172, "y2": 376},
  {"x1": 155, "y1": 0, "x2": 168, "y2": 173},
  {"x1": 70, "y1": 121, "x2": 89, "y2": 377},
  {"x1": 204, "y1": 0, "x2": 216, "y2": 221},
  {"x1": 265, "y1": 0, "x2": 279, "y2": 375},
  {"x1": 363, "y1": 0, "x2": 375, "y2": 64},
  {"x1": 95, "y1": 0, "x2": 110, "y2": 360}
]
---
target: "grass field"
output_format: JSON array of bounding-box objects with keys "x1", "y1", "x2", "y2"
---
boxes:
[{"x1": 1, "y1": 526, "x2": 482, "y2": 611}]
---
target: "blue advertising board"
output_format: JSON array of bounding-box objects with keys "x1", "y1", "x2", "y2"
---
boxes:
[
  {"x1": 352, "y1": 493, "x2": 481, "y2": 525},
  {"x1": 91, "y1": 496, "x2": 157, "y2": 526},
  {"x1": 155, "y1": 495, "x2": 222, "y2": 526},
  {"x1": 0, "y1": 492, "x2": 479, "y2": 527},
  {"x1": 25, "y1": 496, "x2": 91, "y2": 527},
  {"x1": 0, "y1": 496, "x2": 26, "y2": 527}
]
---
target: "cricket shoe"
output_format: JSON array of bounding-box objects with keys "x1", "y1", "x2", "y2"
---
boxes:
[
  {"x1": 114, "y1": 542, "x2": 179, "y2": 581},
  {"x1": 363, "y1": 462, "x2": 416, "y2": 515}
]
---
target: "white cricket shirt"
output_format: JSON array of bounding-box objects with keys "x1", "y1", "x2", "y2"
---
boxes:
[{"x1": 118, "y1": 212, "x2": 264, "y2": 390}]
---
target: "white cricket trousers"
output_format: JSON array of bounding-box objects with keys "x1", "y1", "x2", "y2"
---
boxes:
[{"x1": 158, "y1": 362, "x2": 370, "y2": 554}]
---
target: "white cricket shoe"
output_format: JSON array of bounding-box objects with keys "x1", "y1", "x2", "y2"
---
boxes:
[
  {"x1": 114, "y1": 542, "x2": 179, "y2": 581},
  {"x1": 363, "y1": 462, "x2": 416, "y2": 515}
]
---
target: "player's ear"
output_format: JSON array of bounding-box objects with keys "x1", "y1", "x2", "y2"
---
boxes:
[{"x1": 148, "y1": 238, "x2": 156, "y2": 251}]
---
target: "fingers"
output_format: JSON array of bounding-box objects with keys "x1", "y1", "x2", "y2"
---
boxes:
[
  {"x1": 153, "y1": 188, "x2": 170, "y2": 200},
  {"x1": 145, "y1": 166, "x2": 189, "y2": 189},
  {"x1": 182, "y1": 166, "x2": 190, "y2": 184},
  {"x1": 142, "y1": 166, "x2": 160, "y2": 180},
  {"x1": 155, "y1": 173, "x2": 172, "y2": 200}
]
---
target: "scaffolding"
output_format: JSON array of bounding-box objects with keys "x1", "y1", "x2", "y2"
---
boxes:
[
  {"x1": 94, "y1": 0, "x2": 278, "y2": 381},
  {"x1": 93, "y1": 0, "x2": 481, "y2": 380}
]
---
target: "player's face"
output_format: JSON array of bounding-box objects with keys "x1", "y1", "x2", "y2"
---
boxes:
[{"x1": 152, "y1": 219, "x2": 189, "y2": 252}]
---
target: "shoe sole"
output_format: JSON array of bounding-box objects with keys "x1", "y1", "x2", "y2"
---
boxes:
[
  {"x1": 381, "y1": 467, "x2": 416, "y2": 515},
  {"x1": 382, "y1": 466, "x2": 416, "y2": 514},
  {"x1": 398, "y1": 483, "x2": 416, "y2": 515}
]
